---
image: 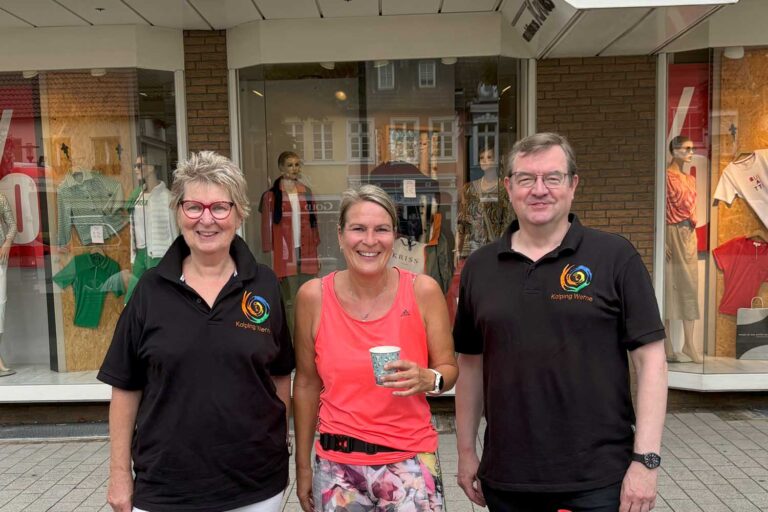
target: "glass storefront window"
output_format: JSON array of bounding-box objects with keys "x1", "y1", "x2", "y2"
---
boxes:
[
  {"x1": 666, "y1": 48, "x2": 768, "y2": 376},
  {"x1": 239, "y1": 57, "x2": 519, "y2": 330},
  {"x1": 0, "y1": 68, "x2": 177, "y2": 389}
]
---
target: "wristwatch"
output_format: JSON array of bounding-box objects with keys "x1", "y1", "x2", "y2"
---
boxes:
[
  {"x1": 632, "y1": 452, "x2": 661, "y2": 469},
  {"x1": 427, "y1": 369, "x2": 445, "y2": 395}
]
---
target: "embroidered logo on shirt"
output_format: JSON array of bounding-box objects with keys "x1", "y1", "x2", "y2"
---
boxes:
[
  {"x1": 551, "y1": 264, "x2": 594, "y2": 303},
  {"x1": 559, "y1": 264, "x2": 592, "y2": 292},
  {"x1": 749, "y1": 175, "x2": 763, "y2": 191},
  {"x1": 401, "y1": 309, "x2": 411, "y2": 317},
  {"x1": 241, "y1": 291, "x2": 270, "y2": 324}
]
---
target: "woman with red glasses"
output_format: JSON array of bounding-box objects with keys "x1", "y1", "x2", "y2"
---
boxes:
[{"x1": 98, "y1": 151, "x2": 294, "y2": 512}]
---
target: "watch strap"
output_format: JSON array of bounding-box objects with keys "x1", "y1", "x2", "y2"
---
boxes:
[
  {"x1": 427, "y1": 368, "x2": 444, "y2": 395},
  {"x1": 632, "y1": 452, "x2": 661, "y2": 469}
]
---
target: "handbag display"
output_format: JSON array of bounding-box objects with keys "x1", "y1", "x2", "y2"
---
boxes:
[{"x1": 736, "y1": 297, "x2": 768, "y2": 359}]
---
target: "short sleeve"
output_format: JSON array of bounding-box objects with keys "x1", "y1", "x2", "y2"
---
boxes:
[
  {"x1": 713, "y1": 238, "x2": 737, "y2": 272},
  {"x1": 268, "y1": 292, "x2": 295, "y2": 376},
  {"x1": 617, "y1": 254, "x2": 665, "y2": 350},
  {"x1": 97, "y1": 282, "x2": 146, "y2": 390},
  {"x1": 52, "y1": 258, "x2": 78, "y2": 289},
  {"x1": 453, "y1": 262, "x2": 483, "y2": 354},
  {"x1": 107, "y1": 261, "x2": 126, "y2": 297},
  {"x1": 713, "y1": 169, "x2": 738, "y2": 204}
]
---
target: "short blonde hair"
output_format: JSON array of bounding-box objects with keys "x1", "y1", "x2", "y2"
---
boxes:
[
  {"x1": 338, "y1": 185, "x2": 398, "y2": 231},
  {"x1": 170, "y1": 151, "x2": 250, "y2": 219}
]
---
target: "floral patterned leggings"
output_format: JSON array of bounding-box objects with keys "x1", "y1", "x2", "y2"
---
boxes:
[{"x1": 313, "y1": 453, "x2": 444, "y2": 512}]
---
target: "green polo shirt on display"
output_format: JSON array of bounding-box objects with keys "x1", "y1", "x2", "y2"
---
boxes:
[{"x1": 53, "y1": 252, "x2": 124, "y2": 328}]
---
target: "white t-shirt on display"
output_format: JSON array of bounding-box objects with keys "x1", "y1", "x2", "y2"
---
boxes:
[{"x1": 714, "y1": 149, "x2": 768, "y2": 228}]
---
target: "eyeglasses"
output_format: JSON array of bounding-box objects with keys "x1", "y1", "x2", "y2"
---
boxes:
[
  {"x1": 510, "y1": 171, "x2": 570, "y2": 189},
  {"x1": 680, "y1": 147, "x2": 695, "y2": 153},
  {"x1": 180, "y1": 200, "x2": 235, "y2": 220}
]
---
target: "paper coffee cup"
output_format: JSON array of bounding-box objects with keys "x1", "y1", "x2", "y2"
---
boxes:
[{"x1": 369, "y1": 346, "x2": 400, "y2": 385}]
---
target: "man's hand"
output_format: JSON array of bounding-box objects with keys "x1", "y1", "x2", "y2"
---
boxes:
[
  {"x1": 107, "y1": 469, "x2": 133, "y2": 512},
  {"x1": 620, "y1": 462, "x2": 658, "y2": 512},
  {"x1": 457, "y1": 451, "x2": 486, "y2": 507},
  {"x1": 296, "y1": 466, "x2": 315, "y2": 512}
]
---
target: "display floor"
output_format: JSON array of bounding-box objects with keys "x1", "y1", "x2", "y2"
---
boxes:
[
  {"x1": 0, "y1": 365, "x2": 108, "y2": 402},
  {"x1": 668, "y1": 356, "x2": 768, "y2": 374}
]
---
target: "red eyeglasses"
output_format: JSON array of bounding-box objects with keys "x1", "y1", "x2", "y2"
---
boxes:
[{"x1": 179, "y1": 200, "x2": 235, "y2": 220}]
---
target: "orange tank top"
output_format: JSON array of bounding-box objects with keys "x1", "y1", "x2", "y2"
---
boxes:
[{"x1": 314, "y1": 268, "x2": 437, "y2": 465}]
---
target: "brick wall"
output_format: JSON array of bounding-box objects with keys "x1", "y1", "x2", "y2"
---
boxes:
[
  {"x1": 537, "y1": 56, "x2": 656, "y2": 271},
  {"x1": 183, "y1": 30, "x2": 230, "y2": 157}
]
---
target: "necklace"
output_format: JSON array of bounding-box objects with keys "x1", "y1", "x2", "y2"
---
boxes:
[{"x1": 352, "y1": 270, "x2": 390, "y2": 321}]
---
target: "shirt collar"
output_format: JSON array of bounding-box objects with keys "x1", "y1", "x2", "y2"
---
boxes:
[
  {"x1": 62, "y1": 170, "x2": 94, "y2": 187},
  {"x1": 497, "y1": 213, "x2": 584, "y2": 258},
  {"x1": 157, "y1": 235, "x2": 257, "y2": 284}
]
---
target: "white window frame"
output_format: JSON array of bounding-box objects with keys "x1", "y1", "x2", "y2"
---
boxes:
[
  {"x1": 389, "y1": 117, "x2": 419, "y2": 164},
  {"x1": 377, "y1": 62, "x2": 395, "y2": 90},
  {"x1": 347, "y1": 118, "x2": 375, "y2": 163},
  {"x1": 312, "y1": 121, "x2": 333, "y2": 161},
  {"x1": 428, "y1": 116, "x2": 456, "y2": 162},
  {"x1": 418, "y1": 60, "x2": 436, "y2": 88},
  {"x1": 472, "y1": 114, "x2": 499, "y2": 166},
  {"x1": 284, "y1": 121, "x2": 305, "y2": 158}
]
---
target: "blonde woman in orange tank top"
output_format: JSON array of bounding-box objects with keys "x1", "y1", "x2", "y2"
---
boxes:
[{"x1": 293, "y1": 185, "x2": 458, "y2": 512}]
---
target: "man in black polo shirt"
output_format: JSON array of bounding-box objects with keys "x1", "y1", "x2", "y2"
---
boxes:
[{"x1": 454, "y1": 132, "x2": 667, "y2": 512}]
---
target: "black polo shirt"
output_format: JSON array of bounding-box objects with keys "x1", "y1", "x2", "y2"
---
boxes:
[
  {"x1": 98, "y1": 235, "x2": 295, "y2": 512},
  {"x1": 454, "y1": 214, "x2": 664, "y2": 492}
]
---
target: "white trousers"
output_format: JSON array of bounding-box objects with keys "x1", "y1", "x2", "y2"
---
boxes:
[
  {"x1": 0, "y1": 261, "x2": 7, "y2": 334},
  {"x1": 133, "y1": 490, "x2": 284, "y2": 512}
]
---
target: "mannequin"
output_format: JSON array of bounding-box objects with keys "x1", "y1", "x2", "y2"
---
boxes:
[
  {"x1": 0, "y1": 191, "x2": 17, "y2": 377},
  {"x1": 664, "y1": 135, "x2": 702, "y2": 363},
  {"x1": 259, "y1": 151, "x2": 320, "y2": 332},
  {"x1": 455, "y1": 145, "x2": 513, "y2": 260},
  {"x1": 125, "y1": 156, "x2": 177, "y2": 302}
]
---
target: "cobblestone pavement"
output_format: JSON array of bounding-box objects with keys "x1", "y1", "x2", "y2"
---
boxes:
[{"x1": 0, "y1": 412, "x2": 767, "y2": 511}]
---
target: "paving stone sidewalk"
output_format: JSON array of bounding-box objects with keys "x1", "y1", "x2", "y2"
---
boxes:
[{"x1": 1, "y1": 412, "x2": 767, "y2": 511}]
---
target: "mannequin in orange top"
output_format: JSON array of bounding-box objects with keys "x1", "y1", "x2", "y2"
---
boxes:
[
  {"x1": 259, "y1": 151, "x2": 320, "y2": 332},
  {"x1": 665, "y1": 135, "x2": 702, "y2": 363}
]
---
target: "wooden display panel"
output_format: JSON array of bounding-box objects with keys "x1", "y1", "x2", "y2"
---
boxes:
[
  {"x1": 714, "y1": 49, "x2": 768, "y2": 357},
  {"x1": 41, "y1": 70, "x2": 137, "y2": 371}
]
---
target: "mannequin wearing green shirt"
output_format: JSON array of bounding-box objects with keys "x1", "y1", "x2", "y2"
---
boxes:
[{"x1": 126, "y1": 156, "x2": 177, "y2": 303}]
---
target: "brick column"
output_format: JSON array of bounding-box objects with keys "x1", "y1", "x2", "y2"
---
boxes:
[
  {"x1": 183, "y1": 30, "x2": 230, "y2": 157},
  {"x1": 537, "y1": 56, "x2": 657, "y2": 272}
]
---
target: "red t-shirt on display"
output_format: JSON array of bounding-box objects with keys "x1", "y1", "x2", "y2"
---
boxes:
[{"x1": 713, "y1": 236, "x2": 768, "y2": 315}]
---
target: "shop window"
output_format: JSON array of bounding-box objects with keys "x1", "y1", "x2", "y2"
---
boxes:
[
  {"x1": 238, "y1": 57, "x2": 519, "y2": 337},
  {"x1": 418, "y1": 61, "x2": 436, "y2": 88},
  {"x1": 664, "y1": 48, "x2": 768, "y2": 381},
  {"x1": 312, "y1": 122, "x2": 333, "y2": 161},
  {"x1": 0, "y1": 68, "x2": 177, "y2": 387},
  {"x1": 348, "y1": 119, "x2": 373, "y2": 162}
]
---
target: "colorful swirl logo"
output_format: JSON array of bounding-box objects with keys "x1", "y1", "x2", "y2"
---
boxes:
[
  {"x1": 241, "y1": 292, "x2": 270, "y2": 324},
  {"x1": 560, "y1": 264, "x2": 592, "y2": 293}
]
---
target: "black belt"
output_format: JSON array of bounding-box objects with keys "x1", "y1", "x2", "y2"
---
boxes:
[{"x1": 319, "y1": 433, "x2": 400, "y2": 455}]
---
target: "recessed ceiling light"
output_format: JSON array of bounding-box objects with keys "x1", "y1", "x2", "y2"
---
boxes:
[
  {"x1": 22, "y1": 70, "x2": 38, "y2": 79},
  {"x1": 335, "y1": 90, "x2": 347, "y2": 101},
  {"x1": 90, "y1": 68, "x2": 107, "y2": 77}
]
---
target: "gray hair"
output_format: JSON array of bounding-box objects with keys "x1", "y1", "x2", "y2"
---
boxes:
[
  {"x1": 338, "y1": 184, "x2": 398, "y2": 231},
  {"x1": 170, "y1": 151, "x2": 251, "y2": 219},
  {"x1": 505, "y1": 132, "x2": 578, "y2": 178}
]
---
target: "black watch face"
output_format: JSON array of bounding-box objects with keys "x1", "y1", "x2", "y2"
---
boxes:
[{"x1": 643, "y1": 453, "x2": 661, "y2": 469}]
